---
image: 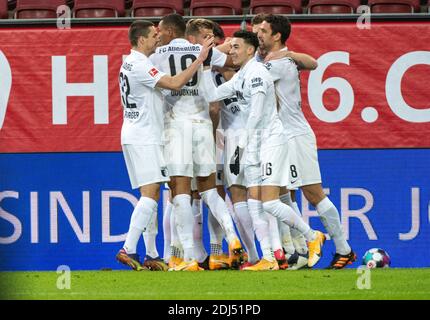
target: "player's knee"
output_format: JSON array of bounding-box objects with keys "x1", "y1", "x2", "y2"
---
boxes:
[
  {"x1": 216, "y1": 185, "x2": 226, "y2": 199},
  {"x1": 302, "y1": 187, "x2": 325, "y2": 207},
  {"x1": 262, "y1": 199, "x2": 280, "y2": 216},
  {"x1": 230, "y1": 187, "x2": 247, "y2": 203},
  {"x1": 140, "y1": 184, "x2": 160, "y2": 201}
]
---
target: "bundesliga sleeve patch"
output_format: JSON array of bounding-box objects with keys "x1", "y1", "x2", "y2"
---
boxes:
[{"x1": 149, "y1": 67, "x2": 159, "y2": 77}]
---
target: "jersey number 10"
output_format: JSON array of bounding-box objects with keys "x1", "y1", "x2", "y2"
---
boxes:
[{"x1": 169, "y1": 54, "x2": 198, "y2": 87}]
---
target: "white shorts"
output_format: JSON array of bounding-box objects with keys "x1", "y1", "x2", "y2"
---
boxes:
[
  {"x1": 286, "y1": 133, "x2": 322, "y2": 189},
  {"x1": 260, "y1": 143, "x2": 289, "y2": 187},
  {"x1": 122, "y1": 144, "x2": 169, "y2": 189},
  {"x1": 244, "y1": 161, "x2": 261, "y2": 188},
  {"x1": 164, "y1": 120, "x2": 216, "y2": 178}
]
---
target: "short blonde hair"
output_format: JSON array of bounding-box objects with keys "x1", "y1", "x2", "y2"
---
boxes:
[{"x1": 185, "y1": 18, "x2": 214, "y2": 37}]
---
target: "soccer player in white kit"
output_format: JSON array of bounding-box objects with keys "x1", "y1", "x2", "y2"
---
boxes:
[
  {"x1": 210, "y1": 68, "x2": 261, "y2": 269},
  {"x1": 115, "y1": 20, "x2": 214, "y2": 271},
  {"x1": 251, "y1": 14, "x2": 323, "y2": 269},
  {"x1": 258, "y1": 14, "x2": 357, "y2": 269},
  {"x1": 150, "y1": 14, "x2": 245, "y2": 271},
  {"x1": 202, "y1": 30, "x2": 326, "y2": 270}
]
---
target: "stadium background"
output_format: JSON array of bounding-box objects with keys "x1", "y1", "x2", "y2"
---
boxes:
[{"x1": 0, "y1": 13, "x2": 429, "y2": 270}]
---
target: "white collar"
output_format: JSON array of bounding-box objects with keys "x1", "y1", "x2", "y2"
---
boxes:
[
  {"x1": 169, "y1": 38, "x2": 191, "y2": 45},
  {"x1": 130, "y1": 49, "x2": 148, "y2": 59}
]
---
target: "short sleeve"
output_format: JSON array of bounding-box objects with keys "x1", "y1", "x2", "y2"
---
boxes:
[
  {"x1": 248, "y1": 69, "x2": 269, "y2": 96},
  {"x1": 137, "y1": 59, "x2": 166, "y2": 88},
  {"x1": 264, "y1": 59, "x2": 283, "y2": 81},
  {"x1": 211, "y1": 48, "x2": 227, "y2": 68},
  {"x1": 264, "y1": 58, "x2": 296, "y2": 82}
]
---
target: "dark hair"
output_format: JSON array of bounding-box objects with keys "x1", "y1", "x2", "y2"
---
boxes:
[
  {"x1": 233, "y1": 30, "x2": 259, "y2": 52},
  {"x1": 263, "y1": 14, "x2": 291, "y2": 44},
  {"x1": 160, "y1": 13, "x2": 186, "y2": 37},
  {"x1": 212, "y1": 21, "x2": 225, "y2": 40},
  {"x1": 251, "y1": 13, "x2": 267, "y2": 26},
  {"x1": 186, "y1": 18, "x2": 214, "y2": 36},
  {"x1": 129, "y1": 20, "x2": 154, "y2": 47}
]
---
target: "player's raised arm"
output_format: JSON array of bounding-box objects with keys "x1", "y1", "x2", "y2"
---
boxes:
[
  {"x1": 156, "y1": 35, "x2": 215, "y2": 91},
  {"x1": 265, "y1": 50, "x2": 318, "y2": 70},
  {"x1": 215, "y1": 38, "x2": 239, "y2": 69},
  {"x1": 201, "y1": 66, "x2": 236, "y2": 103}
]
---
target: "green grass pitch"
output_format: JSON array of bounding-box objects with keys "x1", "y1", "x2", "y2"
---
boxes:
[{"x1": 1, "y1": 268, "x2": 429, "y2": 300}]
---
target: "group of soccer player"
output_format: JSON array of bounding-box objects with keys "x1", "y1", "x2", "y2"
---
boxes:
[{"x1": 116, "y1": 12, "x2": 357, "y2": 272}]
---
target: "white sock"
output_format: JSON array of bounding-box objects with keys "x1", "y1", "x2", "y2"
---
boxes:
[
  {"x1": 163, "y1": 200, "x2": 173, "y2": 262},
  {"x1": 263, "y1": 199, "x2": 316, "y2": 242},
  {"x1": 192, "y1": 198, "x2": 208, "y2": 263},
  {"x1": 248, "y1": 199, "x2": 273, "y2": 262},
  {"x1": 170, "y1": 205, "x2": 181, "y2": 249},
  {"x1": 293, "y1": 236, "x2": 308, "y2": 255},
  {"x1": 267, "y1": 214, "x2": 283, "y2": 253},
  {"x1": 142, "y1": 206, "x2": 159, "y2": 258},
  {"x1": 279, "y1": 222, "x2": 295, "y2": 255},
  {"x1": 123, "y1": 197, "x2": 157, "y2": 254},
  {"x1": 143, "y1": 234, "x2": 158, "y2": 258},
  {"x1": 200, "y1": 188, "x2": 238, "y2": 244},
  {"x1": 233, "y1": 202, "x2": 259, "y2": 264},
  {"x1": 208, "y1": 208, "x2": 225, "y2": 252},
  {"x1": 173, "y1": 194, "x2": 195, "y2": 261},
  {"x1": 280, "y1": 193, "x2": 308, "y2": 254},
  {"x1": 317, "y1": 197, "x2": 351, "y2": 255}
]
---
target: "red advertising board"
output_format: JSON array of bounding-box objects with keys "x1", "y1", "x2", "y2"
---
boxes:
[{"x1": 0, "y1": 22, "x2": 429, "y2": 152}]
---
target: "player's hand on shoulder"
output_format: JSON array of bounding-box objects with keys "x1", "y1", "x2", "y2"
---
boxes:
[{"x1": 264, "y1": 50, "x2": 294, "y2": 63}]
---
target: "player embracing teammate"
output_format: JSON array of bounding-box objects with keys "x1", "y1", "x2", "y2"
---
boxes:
[{"x1": 116, "y1": 14, "x2": 356, "y2": 272}]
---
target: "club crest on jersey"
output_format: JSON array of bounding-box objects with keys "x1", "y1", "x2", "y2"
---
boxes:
[{"x1": 149, "y1": 67, "x2": 159, "y2": 77}]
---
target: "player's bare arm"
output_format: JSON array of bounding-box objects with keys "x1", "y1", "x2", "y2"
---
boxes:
[
  {"x1": 265, "y1": 50, "x2": 318, "y2": 70},
  {"x1": 213, "y1": 66, "x2": 237, "y2": 81},
  {"x1": 201, "y1": 69, "x2": 235, "y2": 103},
  {"x1": 214, "y1": 38, "x2": 240, "y2": 69},
  {"x1": 156, "y1": 35, "x2": 215, "y2": 91},
  {"x1": 215, "y1": 37, "x2": 232, "y2": 54}
]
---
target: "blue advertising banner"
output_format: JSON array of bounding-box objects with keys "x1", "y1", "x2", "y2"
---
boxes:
[{"x1": 0, "y1": 149, "x2": 429, "y2": 271}]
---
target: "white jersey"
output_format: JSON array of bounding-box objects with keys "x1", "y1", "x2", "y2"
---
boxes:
[
  {"x1": 150, "y1": 38, "x2": 227, "y2": 122},
  {"x1": 203, "y1": 58, "x2": 284, "y2": 153},
  {"x1": 212, "y1": 70, "x2": 244, "y2": 132},
  {"x1": 119, "y1": 49, "x2": 166, "y2": 145},
  {"x1": 263, "y1": 50, "x2": 313, "y2": 139}
]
